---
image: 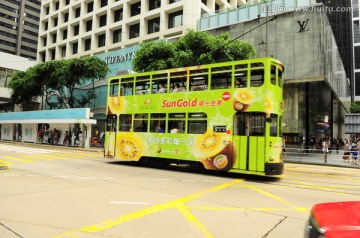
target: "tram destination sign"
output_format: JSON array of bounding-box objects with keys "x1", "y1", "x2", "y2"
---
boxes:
[{"x1": 213, "y1": 125, "x2": 226, "y2": 133}]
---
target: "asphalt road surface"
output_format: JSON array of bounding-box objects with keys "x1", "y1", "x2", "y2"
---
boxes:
[{"x1": 0, "y1": 142, "x2": 359, "y2": 238}]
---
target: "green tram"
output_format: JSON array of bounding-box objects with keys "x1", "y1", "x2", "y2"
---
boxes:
[{"x1": 104, "y1": 57, "x2": 284, "y2": 176}]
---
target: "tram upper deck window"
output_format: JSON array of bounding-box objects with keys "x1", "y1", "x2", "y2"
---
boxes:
[
  {"x1": 278, "y1": 65, "x2": 284, "y2": 87},
  {"x1": 152, "y1": 73, "x2": 168, "y2": 93},
  {"x1": 170, "y1": 71, "x2": 187, "y2": 92},
  {"x1": 211, "y1": 66, "x2": 232, "y2": 89},
  {"x1": 188, "y1": 112, "x2": 207, "y2": 134},
  {"x1": 270, "y1": 65, "x2": 276, "y2": 85},
  {"x1": 250, "y1": 63, "x2": 264, "y2": 87},
  {"x1": 120, "y1": 78, "x2": 134, "y2": 96},
  {"x1": 190, "y1": 68, "x2": 208, "y2": 91},
  {"x1": 135, "y1": 76, "x2": 151, "y2": 95},
  {"x1": 234, "y1": 64, "x2": 248, "y2": 88},
  {"x1": 109, "y1": 79, "x2": 119, "y2": 96}
]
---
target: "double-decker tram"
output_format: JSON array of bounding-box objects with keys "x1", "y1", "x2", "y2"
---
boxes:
[{"x1": 104, "y1": 57, "x2": 284, "y2": 176}]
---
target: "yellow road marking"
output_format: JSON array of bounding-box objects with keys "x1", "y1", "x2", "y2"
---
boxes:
[
  {"x1": 52, "y1": 179, "x2": 244, "y2": 238},
  {"x1": 34, "y1": 153, "x2": 69, "y2": 160},
  {"x1": 3, "y1": 156, "x2": 32, "y2": 163},
  {"x1": 247, "y1": 185, "x2": 307, "y2": 212},
  {"x1": 0, "y1": 159, "x2": 13, "y2": 165},
  {"x1": 20, "y1": 154, "x2": 51, "y2": 160},
  {"x1": 288, "y1": 179, "x2": 358, "y2": 198}
]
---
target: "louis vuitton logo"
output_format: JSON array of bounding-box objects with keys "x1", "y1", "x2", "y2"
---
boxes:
[{"x1": 297, "y1": 19, "x2": 310, "y2": 32}]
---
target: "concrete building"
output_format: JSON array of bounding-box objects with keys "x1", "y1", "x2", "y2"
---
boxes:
[
  {"x1": 0, "y1": 0, "x2": 41, "y2": 60},
  {"x1": 0, "y1": 52, "x2": 38, "y2": 112},
  {"x1": 37, "y1": 0, "x2": 254, "y2": 61}
]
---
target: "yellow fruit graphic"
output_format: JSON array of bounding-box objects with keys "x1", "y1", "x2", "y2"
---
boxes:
[
  {"x1": 116, "y1": 133, "x2": 145, "y2": 161},
  {"x1": 193, "y1": 129, "x2": 227, "y2": 159},
  {"x1": 108, "y1": 96, "x2": 124, "y2": 115},
  {"x1": 233, "y1": 89, "x2": 253, "y2": 104},
  {"x1": 233, "y1": 89, "x2": 253, "y2": 111},
  {"x1": 265, "y1": 96, "x2": 274, "y2": 112}
]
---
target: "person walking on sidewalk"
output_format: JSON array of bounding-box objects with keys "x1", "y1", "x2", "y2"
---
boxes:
[
  {"x1": 351, "y1": 140, "x2": 359, "y2": 165},
  {"x1": 322, "y1": 139, "x2": 330, "y2": 163}
]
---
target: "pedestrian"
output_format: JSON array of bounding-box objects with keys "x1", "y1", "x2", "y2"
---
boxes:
[
  {"x1": 63, "y1": 131, "x2": 69, "y2": 146},
  {"x1": 322, "y1": 139, "x2": 330, "y2": 163},
  {"x1": 351, "y1": 140, "x2": 359, "y2": 165},
  {"x1": 282, "y1": 137, "x2": 286, "y2": 157},
  {"x1": 99, "y1": 131, "x2": 104, "y2": 147}
]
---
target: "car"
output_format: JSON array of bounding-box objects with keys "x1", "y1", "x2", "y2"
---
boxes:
[{"x1": 305, "y1": 201, "x2": 360, "y2": 238}]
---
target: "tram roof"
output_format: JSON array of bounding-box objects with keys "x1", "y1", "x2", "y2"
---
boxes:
[{"x1": 0, "y1": 108, "x2": 96, "y2": 124}]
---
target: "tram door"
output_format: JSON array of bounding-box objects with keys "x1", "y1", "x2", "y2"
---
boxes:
[
  {"x1": 104, "y1": 114, "x2": 117, "y2": 157},
  {"x1": 233, "y1": 112, "x2": 266, "y2": 172}
]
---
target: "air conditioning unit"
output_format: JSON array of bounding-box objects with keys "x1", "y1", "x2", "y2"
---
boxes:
[{"x1": 12, "y1": 26, "x2": 17, "y2": 30}]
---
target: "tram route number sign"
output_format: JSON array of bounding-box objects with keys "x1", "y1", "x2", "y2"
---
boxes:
[{"x1": 213, "y1": 125, "x2": 226, "y2": 133}]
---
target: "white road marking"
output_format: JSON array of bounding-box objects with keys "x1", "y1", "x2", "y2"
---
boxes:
[{"x1": 109, "y1": 201, "x2": 151, "y2": 205}]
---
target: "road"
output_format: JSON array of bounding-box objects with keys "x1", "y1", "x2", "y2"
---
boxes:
[{"x1": 0, "y1": 142, "x2": 359, "y2": 238}]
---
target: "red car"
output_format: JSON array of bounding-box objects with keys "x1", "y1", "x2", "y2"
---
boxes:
[{"x1": 305, "y1": 201, "x2": 360, "y2": 238}]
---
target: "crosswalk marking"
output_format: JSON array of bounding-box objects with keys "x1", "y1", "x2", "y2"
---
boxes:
[
  {"x1": 3, "y1": 156, "x2": 33, "y2": 163},
  {"x1": 0, "y1": 144, "x2": 57, "y2": 154}
]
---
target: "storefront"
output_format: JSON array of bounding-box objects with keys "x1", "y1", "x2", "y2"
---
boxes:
[{"x1": 0, "y1": 108, "x2": 96, "y2": 148}]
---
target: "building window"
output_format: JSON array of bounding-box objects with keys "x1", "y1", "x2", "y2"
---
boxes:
[
  {"x1": 51, "y1": 49, "x2": 56, "y2": 60},
  {"x1": 63, "y1": 29, "x2": 67, "y2": 39},
  {"x1": 114, "y1": 8, "x2": 123, "y2": 22},
  {"x1": 149, "y1": 0, "x2": 161, "y2": 10},
  {"x1": 54, "y1": 17, "x2": 58, "y2": 27},
  {"x1": 65, "y1": 0, "x2": 70, "y2": 5},
  {"x1": 100, "y1": 0, "x2": 108, "y2": 7},
  {"x1": 73, "y1": 24, "x2": 79, "y2": 36},
  {"x1": 52, "y1": 33, "x2": 57, "y2": 43},
  {"x1": 86, "y1": 19, "x2": 92, "y2": 32},
  {"x1": 169, "y1": 0, "x2": 181, "y2": 3},
  {"x1": 354, "y1": 20, "x2": 360, "y2": 44},
  {"x1": 75, "y1": 7, "x2": 81, "y2": 18},
  {"x1": 99, "y1": 15, "x2": 107, "y2": 27},
  {"x1": 45, "y1": 6, "x2": 50, "y2": 15},
  {"x1": 63, "y1": 12, "x2": 69, "y2": 23},
  {"x1": 98, "y1": 34, "x2": 106, "y2": 47},
  {"x1": 88, "y1": 2, "x2": 94, "y2": 13},
  {"x1": 148, "y1": 17, "x2": 160, "y2": 34},
  {"x1": 44, "y1": 21, "x2": 48, "y2": 31},
  {"x1": 55, "y1": 2, "x2": 59, "y2": 10},
  {"x1": 130, "y1": 2, "x2": 141, "y2": 16},
  {"x1": 113, "y1": 29, "x2": 122, "y2": 43},
  {"x1": 168, "y1": 10, "x2": 183, "y2": 28},
  {"x1": 43, "y1": 37, "x2": 47, "y2": 46},
  {"x1": 355, "y1": 72, "x2": 360, "y2": 96},
  {"x1": 85, "y1": 38, "x2": 91, "y2": 51},
  {"x1": 129, "y1": 23, "x2": 140, "y2": 39},
  {"x1": 61, "y1": 46, "x2": 66, "y2": 58},
  {"x1": 72, "y1": 42, "x2": 78, "y2": 54}
]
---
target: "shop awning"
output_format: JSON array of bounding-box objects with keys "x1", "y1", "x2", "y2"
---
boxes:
[{"x1": 0, "y1": 108, "x2": 97, "y2": 124}]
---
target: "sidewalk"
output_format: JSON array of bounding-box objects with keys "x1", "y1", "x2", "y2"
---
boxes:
[
  {"x1": 0, "y1": 140, "x2": 104, "y2": 154},
  {"x1": 283, "y1": 149, "x2": 360, "y2": 169}
]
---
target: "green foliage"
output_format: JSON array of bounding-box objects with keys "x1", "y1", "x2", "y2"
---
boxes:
[
  {"x1": 349, "y1": 101, "x2": 360, "y2": 113},
  {"x1": 8, "y1": 56, "x2": 108, "y2": 110},
  {"x1": 132, "y1": 29, "x2": 257, "y2": 72},
  {"x1": 132, "y1": 41, "x2": 176, "y2": 72}
]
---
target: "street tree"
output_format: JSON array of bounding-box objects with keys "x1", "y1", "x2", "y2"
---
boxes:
[
  {"x1": 349, "y1": 101, "x2": 360, "y2": 113},
  {"x1": 132, "y1": 29, "x2": 256, "y2": 72},
  {"x1": 8, "y1": 56, "x2": 108, "y2": 110}
]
